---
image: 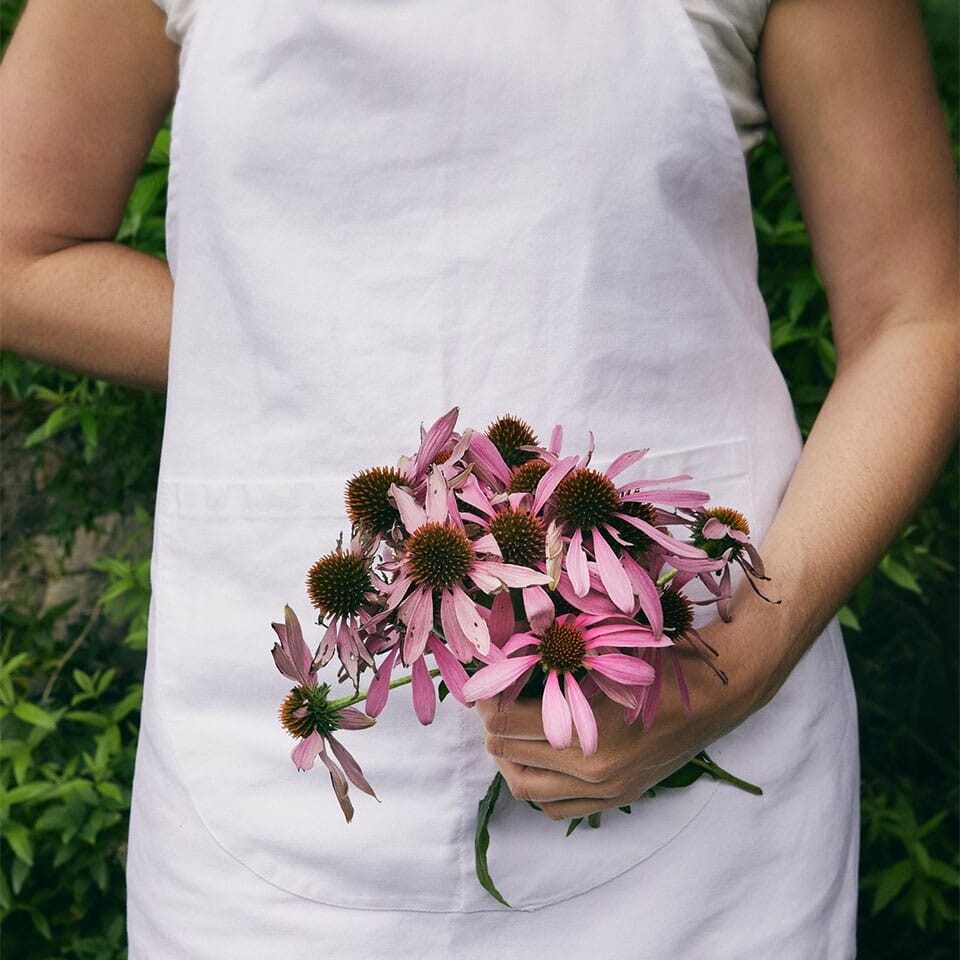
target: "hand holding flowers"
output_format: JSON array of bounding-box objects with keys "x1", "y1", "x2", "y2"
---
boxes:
[{"x1": 268, "y1": 408, "x2": 772, "y2": 901}]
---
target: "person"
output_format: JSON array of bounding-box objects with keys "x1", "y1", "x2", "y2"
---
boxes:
[{"x1": 2, "y1": 1, "x2": 956, "y2": 957}]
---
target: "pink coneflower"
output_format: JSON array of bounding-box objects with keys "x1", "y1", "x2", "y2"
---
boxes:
[
  {"x1": 271, "y1": 606, "x2": 377, "y2": 822},
  {"x1": 378, "y1": 468, "x2": 551, "y2": 666},
  {"x1": 686, "y1": 506, "x2": 774, "y2": 620},
  {"x1": 462, "y1": 612, "x2": 668, "y2": 756},
  {"x1": 305, "y1": 533, "x2": 380, "y2": 686}
]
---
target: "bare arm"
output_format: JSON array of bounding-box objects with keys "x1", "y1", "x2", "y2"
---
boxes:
[
  {"x1": 479, "y1": 0, "x2": 959, "y2": 818},
  {"x1": 0, "y1": 0, "x2": 179, "y2": 390}
]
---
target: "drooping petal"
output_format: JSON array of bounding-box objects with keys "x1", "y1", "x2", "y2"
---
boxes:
[
  {"x1": 564, "y1": 674, "x2": 598, "y2": 756},
  {"x1": 399, "y1": 586, "x2": 434, "y2": 663},
  {"x1": 545, "y1": 520, "x2": 563, "y2": 587},
  {"x1": 457, "y1": 473, "x2": 498, "y2": 519},
  {"x1": 291, "y1": 730, "x2": 323, "y2": 772},
  {"x1": 614, "y1": 512, "x2": 708, "y2": 558},
  {"x1": 316, "y1": 741, "x2": 355, "y2": 823},
  {"x1": 390, "y1": 483, "x2": 428, "y2": 533},
  {"x1": 589, "y1": 652, "x2": 656, "y2": 686},
  {"x1": 487, "y1": 589, "x2": 516, "y2": 647},
  {"x1": 622, "y1": 487, "x2": 710, "y2": 508},
  {"x1": 440, "y1": 588, "x2": 478, "y2": 662},
  {"x1": 272, "y1": 606, "x2": 313, "y2": 685},
  {"x1": 452, "y1": 585, "x2": 491, "y2": 655},
  {"x1": 327, "y1": 733, "x2": 378, "y2": 799},
  {"x1": 566, "y1": 527, "x2": 590, "y2": 597},
  {"x1": 312, "y1": 620, "x2": 339, "y2": 671},
  {"x1": 364, "y1": 645, "x2": 398, "y2": 718},
  {"x1": 337, "y1": 707, "x2": 376, "y2": 730},
  {"x1": 620, "y1": 552, "x2": 664, "y2": 639},
  {"x1": 591, "y1": 528, "x2": 635, "y2": 613},
  {"x1": 462, "y1": 654, "x2": 541, "y2": 701},
  {"x1": 588, "y1": 670, "x2": 641, "y2": 710},
  {"x1": 411, "y1": 655, "x2": 437, "y2": 724},
  {"x1": 541, "y1": 670, "x2": 572, "y2": 750},
  {"x1": 427, "y1": 634, "x2": 470, "y2": 706},
  {"x1": 425, "y1": 467, "x2": 449, "y2": 524},
  {"x1": 555, "y1": 572, "x2": 620, "y2": 615},
  {"x1": 522, "y1": 585, "x2": 555, "y2": 635}
]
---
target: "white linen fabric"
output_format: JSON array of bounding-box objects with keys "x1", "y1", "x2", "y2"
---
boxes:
[
  {"x1": 129, "y1": 2, "x2": 858, "y2": 957},
  {"x1": 153, "y1": 0, "x2": 773, "y2": 152}
]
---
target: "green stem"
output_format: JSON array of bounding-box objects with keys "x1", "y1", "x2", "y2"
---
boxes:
[
  {"x1": 330, "y1": 668, "x2": 441, "y2": 712},
  {"x1": 690, "y1": 753, "x2": 763, "y2": 795}
]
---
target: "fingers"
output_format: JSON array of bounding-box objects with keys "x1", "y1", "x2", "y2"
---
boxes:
[
  {"x1": 475, "y1": 695, "x2": 545, "y2": 740},
  {"x1": 492, "y1": 758, "x2": 622, "y2": 817}
]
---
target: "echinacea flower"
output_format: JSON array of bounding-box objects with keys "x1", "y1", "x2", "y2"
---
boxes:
[
  {"x1": 379, "y1": 468, "x2": 551, "y2": 665},
  {"x1": 462, "y1": 612, "x2": 668, "y2": 756},
  {"x1": 687, "y1": 506, "x2": 774, "y2": 619},
  {"x1": 272, "y1": 606, "x2": 377, "y2": 822},
  {"x1": 305, "y1": 533, "x2": 380, "y2": 686}
]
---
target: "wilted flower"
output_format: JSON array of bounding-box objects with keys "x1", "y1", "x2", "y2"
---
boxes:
[{"x1": 272, "y1": 606, "x2": 377, "y2": 822}]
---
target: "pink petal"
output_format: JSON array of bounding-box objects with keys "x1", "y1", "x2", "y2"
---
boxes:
[
  {"x1": 548, "y1": 424, "x2": 563, "y2": 456},
  {"x1": 471, "y1": 559, "x2": 551, "y2": 591},
  {"x1": 564, "y1": 674, "x2": 598, "y2": 756},
  {"x1": 589, "y1": 652, "x2": 656, "y2": 686},
  {"x1": 291, "y1": 730, "x2": 322, "y2": 772},
  {"x1": 566, "y1": 527, "x2": 590, "y2": 597},
  {"x1": 327, "y1": 734, "x2": 378, "y2": 798},
  {"x1": 312, "y1": 619, "x2": 339, "y2": 670},
  {"x1": 462, "y1": 655, "x2": 540, "y2": 701},
  {"x1": 337, "y1": 707, "x2": 376, "y2": 731},
  {"x1": 615, "y1": 513, "x2": 707, "y2": 559},
  {"x1": 364, "y1": 646, "x2": 398, "y2": 718},
  {"x1": 588, "y1": 670, "x2": 640, "y2": 710},
  {"x1": 425, "y1": 467, "x2": 448, "y2": 524},
  {"x1": 487, "y1": 590, "x2": 516, "y2": 648},
  {"x1": 411, "y1": 407, "x2": 459, "y2": 480},
  {"x1": 522, "y1": 585, "x2": 555, "y2": 635},
  {"x1": 316, "y1": 741, "x2": 355, "y2": 823},
  {"x1": 390, "y1": 483, "x2": 427, "y2": 533},
  {"x1": 541, "y1": 670, "x2": 572, "y2": 750},
  {"x1": 440, "y1": 589, "x2": 477, "y2": 662},
  {"x1": 591, "y1": 529, "x2": 635, "y2": 613},
  {"x1": 411, "y1": 655, "x2": 437, "y2": 724},
  {"x1": 605, "y1": 448, "x2": 649, "y2": 479},
  {"x1": 531, "y1": 455, "x2": 578, "y2": 514},
  {"x1": 468, "y1": 430, "x2": 512, "y2": 487},
  {"x1": 457, "y1": 474, "x2": 497, "y2": 519},
  {"x1": 669, "y1": 648, "x2": 692, "y2": 719},
  {"x1": 702, "y1": 517, "x2": 730, "y2": 540},
  {"x1": 452, "y1": 585, "x2": 491, "y2": 655},
  {"x1": 399, "y1": 587, "x2": 434, "y2": 663},
  {"x1": 621, "y1": 553, "x2": 664, "y2": 638},
  {"x1": 427, "y1": 634, "x2": 470, "y2": 706}
]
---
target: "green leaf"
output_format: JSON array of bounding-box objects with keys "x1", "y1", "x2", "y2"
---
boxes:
[
  {"x1": 872, "y1": 858, "x2": 913, "y2": 914},
  {"x1": 565, "y1": 817, "x2": 584, "y2": 837},
  {"x1": 837, "y1": 604, "x2": 861, "y2": 631},
  {"x1": 474, "y1": 773, "x2": 511, "y2": 908},
  {"x1": 2, "y1": 781, "x2": 54, "y2": 806},
  {"x1": 4, "y1": 820, "x2": 33, "y2": 865},
  {"x1": 12, "y1": 702, "x2": 57, "y2": 731},
  {"x1": 879, "y1": 556, "x2": 923, "y2": 594}
]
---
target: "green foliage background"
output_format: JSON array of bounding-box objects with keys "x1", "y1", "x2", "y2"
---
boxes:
[{"x1": 1, "y1": 2, "x2": 956, "y2": 956}]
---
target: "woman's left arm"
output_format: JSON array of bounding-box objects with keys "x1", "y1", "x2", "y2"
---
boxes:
[{"x1": 477, "y1": 0, "x2": 958, "y2": 819}]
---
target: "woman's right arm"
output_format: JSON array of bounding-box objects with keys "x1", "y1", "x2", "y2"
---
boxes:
[{"x1": 1, "y1": 0, "x2": 179, "y2": 390}]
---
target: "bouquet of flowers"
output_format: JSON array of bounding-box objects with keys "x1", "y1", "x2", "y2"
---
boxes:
[{"x1": 270, "y1": 409, "x2": 768, "y2": 903}]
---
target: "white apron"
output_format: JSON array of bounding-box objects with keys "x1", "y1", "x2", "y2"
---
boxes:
[{"x1": 128, "y1": 2, "x2": 859, "y2": 956}]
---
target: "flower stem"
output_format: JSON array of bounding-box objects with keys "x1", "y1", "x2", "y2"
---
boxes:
[
  {"x1": 329, "y1": 668, "x2": 441, "y2": 712},
  {"x1": 690, "y1": 753, "x2": 763, "y2": 795}
]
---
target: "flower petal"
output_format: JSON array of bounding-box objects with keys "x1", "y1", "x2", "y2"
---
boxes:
[
  {"x1": 592, "y1": 529, "x2": 635, "y2": 613},
  {"x1": 605, "y1": 448, "x2": 649, "y2": 479},
  {"x1": 390, "y1": 483, "x2": 427, "y2": 533},
  {"x1": 411, "y1": 655, "x2": 437, "y2": 724},
  {"x1": 522, "y1": 585, "x2": 555, "y2": 635},
  {"x1": 364, "y1": 645, "x2": 398, "y2": 718},
  {"x1": 564, "y1": 674, "x2": 598, "y2": 756},
  {"x1": 541, "y1": 670, "x2": 572, "y2": 750},
  {"x1": 327, "y1": 733, "x2": 378, "y2": 799},
  {"x1": 427, "y1": 633, "x2": 470, "y2": 706},
  {"x1": 462, "y1": 655, "x2": 540, "y2": 701},
  {"x1": 316, "y1": 741, "x2": 355, "y2": 823},
  {"x1": 531, "y1": 455, "x2": 578, "y2": 514},
  {"x1": 621, "y1": 552, "x2": 664, "y2": 638},
  {"x1": 410, "y1": 407, "x2": 459, "y2": 480},
  {"x1": 291, "y1": 730, "x2": 323, "y2": 772},
  {"x1": 566, "y1": 527, "x2": 590, "y2": 597},
  {"x1": 468, "y1": 430, "x2": 512, "y2": 487},
  {"x1": 589, "y1": 652, "x2": 656, "y2": 686},
  {"x1": 452, "y1": 585, "x2": 491, "y2": 655}
]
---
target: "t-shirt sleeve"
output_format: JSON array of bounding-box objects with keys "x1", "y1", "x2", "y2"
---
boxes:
[{"x1": 151, "y1": 0, "x2": 200, "y2": 46}]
